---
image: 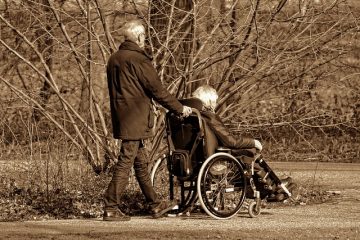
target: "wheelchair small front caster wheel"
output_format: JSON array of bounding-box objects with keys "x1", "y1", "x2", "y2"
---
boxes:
[{"x1": 248, "y1": 201, "x2": 261, "y2": 218}]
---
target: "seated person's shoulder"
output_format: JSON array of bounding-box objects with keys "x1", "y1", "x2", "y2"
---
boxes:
[{"x1": 179, "y1": 98, "x2": 203, "y2": 110}]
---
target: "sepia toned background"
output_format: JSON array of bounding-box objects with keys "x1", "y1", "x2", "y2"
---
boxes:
[{"x1": 0, "y1": 0, "x2": 359, "y2": 220}]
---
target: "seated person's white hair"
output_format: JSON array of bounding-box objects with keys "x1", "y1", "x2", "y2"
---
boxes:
[
  {"x1": 122, "y1": 20, "x2": 145, "y2": 42},
  {"x1": 192, "y1": 85, "x2": 218, "y2": 111}
]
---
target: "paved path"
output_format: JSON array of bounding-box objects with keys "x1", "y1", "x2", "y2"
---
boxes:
[{"x1": 0, "y1": 162, "x2": 359, "y2": 240}]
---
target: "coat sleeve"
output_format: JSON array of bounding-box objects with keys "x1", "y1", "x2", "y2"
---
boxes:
[
  {"x1": 134, "y1": 59, "x2": 183, "y2": 115},
  {"x1": 202, "y1": 112, "x2": 255, "y2": 149}
]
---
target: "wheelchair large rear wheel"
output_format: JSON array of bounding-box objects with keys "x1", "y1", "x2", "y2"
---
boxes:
[
  {"x1": 151, "y1": 155, "x2": 197, "y2": 213},
  {"x1": 197, "y1": 153, "x2": 247, "y2": 219},
  {"x1": 151, "y1": 156, "x2": 170, "y2": 201}
]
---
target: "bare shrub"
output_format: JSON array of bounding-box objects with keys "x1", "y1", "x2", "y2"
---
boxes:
[{"x1": 0, "y1": 0, "x2": 359, "y2": 219}]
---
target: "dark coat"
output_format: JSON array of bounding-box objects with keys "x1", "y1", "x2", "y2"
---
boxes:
[
  {"x1": 180, "y1": 98, "x2": 255, "y2": 149},
  {"x1": 107, "y1": 40, "x2": 183, "y2": 140},
  {"x1": 200, "y1": 111, "x2": 255, "y2": 149}
]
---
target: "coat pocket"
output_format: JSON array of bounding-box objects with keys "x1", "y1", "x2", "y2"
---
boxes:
[
  {"x1": 148, "y1": 106, "x2": 155, "y2": 129},
  {"x1": 148, "y1": 101, "x2": 160, "y2": 130}
]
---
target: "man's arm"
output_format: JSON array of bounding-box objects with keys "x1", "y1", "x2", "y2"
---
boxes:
[{"x1": 135, "y1": 59, "x2": 189, "y2": 115}]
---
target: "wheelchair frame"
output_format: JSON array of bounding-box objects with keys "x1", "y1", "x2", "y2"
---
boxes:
[{"x1": 150, "y1": 108, "x2": 291, "y2": 219}]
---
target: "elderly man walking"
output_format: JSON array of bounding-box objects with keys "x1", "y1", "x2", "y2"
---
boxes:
[{"x1": 104, "y1": 19, "x2": 192, "y2": 221}]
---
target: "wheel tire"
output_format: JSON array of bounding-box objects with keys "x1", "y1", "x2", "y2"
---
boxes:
[
  {"x1": 248, "y1": 201, "x2": 261, "y2": 218},
  {"x1": 151, "y1": 156, "x2": 170, "y2": 200},
  {"x1": 197, "y1": 153, "x2": 247, "y2": 219}
]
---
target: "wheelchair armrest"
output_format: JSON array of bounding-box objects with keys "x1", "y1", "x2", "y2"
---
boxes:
[{"x1": 216, "y1": 147, "x2": 231, "y2": 153}]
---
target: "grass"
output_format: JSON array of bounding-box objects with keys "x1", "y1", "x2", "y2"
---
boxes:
[{"x1": 0, "y1": 146, "x2": 347, "y2": 221}]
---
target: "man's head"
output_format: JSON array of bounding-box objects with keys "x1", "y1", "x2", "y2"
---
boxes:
[
  {"x1": 122, "y1": 20, "x2": 146, "y2": 49},
  {"x1": 192, "y1": 85, "x2": 218, "y2": 112}
]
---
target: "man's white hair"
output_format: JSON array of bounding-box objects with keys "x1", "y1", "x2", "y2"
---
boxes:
[
  {"x1": 122, "y1": 20, "x2": 145, "y2": 42},
  {"x1": 192, "y1": 85, "x2": 218, "y2": 111}
]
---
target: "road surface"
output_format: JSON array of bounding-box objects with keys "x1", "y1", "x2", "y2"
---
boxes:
[{"x1": 0, "y1": 162, "x2": 359, "y2": 240}]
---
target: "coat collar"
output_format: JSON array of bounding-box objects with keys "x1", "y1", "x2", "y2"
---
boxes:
[{"x1": 119, "y1": 40, "x2": 153, "y2": 60}]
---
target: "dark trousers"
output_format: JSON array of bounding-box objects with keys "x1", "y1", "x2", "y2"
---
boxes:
[{"x1": 104, "y1": 140, "x2": 159, "y2": 211}]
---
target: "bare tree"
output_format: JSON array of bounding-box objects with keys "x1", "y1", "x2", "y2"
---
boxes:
[{"x1": 0, "y1": 0, "x2": 359, "y2": 179}]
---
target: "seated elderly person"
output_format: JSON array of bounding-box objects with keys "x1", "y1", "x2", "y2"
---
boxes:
[{"x1": 188, "y1": 85, "x2": 296, "y2": 202}]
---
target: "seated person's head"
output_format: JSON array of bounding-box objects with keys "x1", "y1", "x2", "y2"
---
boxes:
[
  {"x1": 192, "y1": 85, "x2": 218, "y2": 112},
  {"x1": 122, "y1": 20, "x2": 146, "y2": 49}
]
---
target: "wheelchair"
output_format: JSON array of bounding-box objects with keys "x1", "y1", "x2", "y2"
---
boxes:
[{"x1": 150, "y1": 100, "x2": 292, "y2": 220}]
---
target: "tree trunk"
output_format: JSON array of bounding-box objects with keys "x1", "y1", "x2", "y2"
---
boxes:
[
  {"x1": 32, "y1": 0, "x2": 54, "y2": 122},
  {"x1": 78, "y1": 0, "x2": 93, "y2": 116},
  {"x1": 149, "y1": 0, "x2": 193, "y2": 97}
]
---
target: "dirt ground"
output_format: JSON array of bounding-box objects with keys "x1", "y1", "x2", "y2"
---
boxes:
[{"x1": 0, "y1": 162, "x2": 359, "y2": 240}]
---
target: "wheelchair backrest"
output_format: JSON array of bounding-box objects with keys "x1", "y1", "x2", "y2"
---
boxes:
[
  {"x1": 179, "y1": 98, "x2": 219, "y2": 157},
  {"x1": 166, "y1": 112, "x2": 203, "y2": 156},
  {"x1": 166, "y1": 98, "x2": 219, "y2": 162}
]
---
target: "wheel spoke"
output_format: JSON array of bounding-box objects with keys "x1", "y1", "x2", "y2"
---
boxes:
[
  {"x1": 151, "y1": 156, "x2": 197, "y2": 214},
  {"x1": 198, "y1": 154, "x2": 247, "y2": 219}
]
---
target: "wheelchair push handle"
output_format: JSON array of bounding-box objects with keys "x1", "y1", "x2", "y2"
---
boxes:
[{"x1": 171, "y1": 108, "x2": 204, "y2": 137}]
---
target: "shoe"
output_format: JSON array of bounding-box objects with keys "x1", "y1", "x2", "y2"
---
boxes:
[
  {"x1": 267, "y1": 177, "x2": 294, "y2": 202},
  {"x1": 103, "y1": 209, "x2": 131, "y2": 221},
  {"x1": 286, "y1": 183, "x2": 298, "y2": 197},
  {"x1": 280, "y1": 177, "x2": 293, "y2": 186},
  {"x1": 274, "y1": 177, "x2": 293, "y2": 191},
  {"x1": 275, "y1": 193, "x2": 286, "y2": 201},
  {"x1": 151, "y1": 200, "x2": 177, "y2": 219},
  {"x1": 266, "y1": 193, "x2": 276, "y2": 202},
  {"x1": 288, "y1": 183, "x2": 300, "y2": 201},
  {"x1": 268, "y1": 183, "x2": 298, "y2": 202}
]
